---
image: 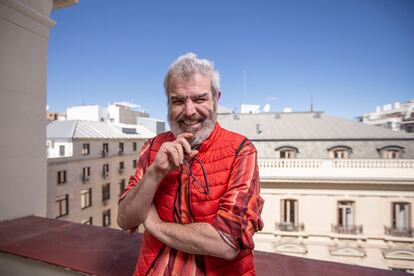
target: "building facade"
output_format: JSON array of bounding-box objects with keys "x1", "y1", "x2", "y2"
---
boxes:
[
  {"x1": 218, "y1": 111, "x2": 414, "y2": 272},
  {"x1": 358, "y1": 99, "x2": 414, "y2": 133},
  {"x1": 47, "y1": 120, "x2": 154, "y2": 228}
]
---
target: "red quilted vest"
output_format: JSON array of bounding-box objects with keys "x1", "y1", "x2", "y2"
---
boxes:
[{"x1": 134, "y1": 123, "x2": 256, "y2": 275}]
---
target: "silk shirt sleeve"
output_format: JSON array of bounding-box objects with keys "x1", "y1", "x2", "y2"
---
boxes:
[
  {"x1": 118, "y1": 138, "x2": 152, "y2": 203},
  {"x1": 212, "y1": 140, "x2": 264, "y2": 250}
]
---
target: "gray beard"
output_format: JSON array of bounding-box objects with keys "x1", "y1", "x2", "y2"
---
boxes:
[{"x1": 169, "y1": 117, "x2": 216, "y2": 147}]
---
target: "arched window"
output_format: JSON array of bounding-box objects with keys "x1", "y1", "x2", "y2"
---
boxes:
[
  {"x1": 377, "y1": 145, "x2": 405, "y2": 159},
  {"x1": 327, "y1": 145, "x2": 352, "y2": 159},
  {"x1": 275, "y1": 146, "x2": 299, "y2": 159}
]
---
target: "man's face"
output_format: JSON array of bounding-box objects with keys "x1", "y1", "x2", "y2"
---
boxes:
[{"x1": 168, "y1": 73, "x2": 218, "y2": 145}]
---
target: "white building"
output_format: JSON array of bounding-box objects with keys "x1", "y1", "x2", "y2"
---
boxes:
[
  {"x1": 218, "y1": 110, "x2": 414, "y2": 272},
  {"x1": 47, "y1": 120, "x2": 155, "y2": 228},
  {"x1": 66, "y1": 102, "x2": 165, "y2": 134},
  {"x1": 358, "y1": 99, "x2": 414, "y2": 133}
]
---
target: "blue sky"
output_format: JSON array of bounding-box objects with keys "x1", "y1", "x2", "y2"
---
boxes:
[{"x1": 47, "y1": 0, "x2": 414, "y2": 121}]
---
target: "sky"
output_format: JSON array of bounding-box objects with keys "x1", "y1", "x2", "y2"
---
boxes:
[{"x1": 47, "y1": 0, "x2": 414, "y2": 122}]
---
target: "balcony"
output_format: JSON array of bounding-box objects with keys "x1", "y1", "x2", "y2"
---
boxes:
[
  {"x1": 102, "y1": 171, "x2": 109, "y2": 178},
  {"x1": 82, "y1": 175, "x2": 90, "y2": 183},
  {"x1": 118, "y1": 150, "x2": 124, "y2": 156},
  {"x1": 385, "y1": 226, "x2": 414, "y2": 238},
  {"x1": 102, "y1": 150, "x2": 109, "y2": 158},
  {"x1": 275, "y1": 222, "x2": 305, "y2": 232},
  {"x1": 258, "y1": 159, "x2": 414, "y2": 182},
  {"x1": 332, "y1": 224, "x2": 363, "y2": 235},
  {"x1": 0, "y1": 216, "x2": 402, "y2": 276},
  {"x1": 119, "y1": 168, "x2": 124, "y2": 174}
]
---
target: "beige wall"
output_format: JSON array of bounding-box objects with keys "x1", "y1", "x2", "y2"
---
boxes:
[
  {"x1": 0, "y1": 0, "x2": 56, "y2": 221},
  {"x1": 254, "y1": 184, "x2": 414, "y2": 271}
]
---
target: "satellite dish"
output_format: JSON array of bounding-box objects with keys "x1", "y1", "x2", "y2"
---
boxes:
[{"x1": 263, "y1": 104, "x2": 271, "y2": 112}]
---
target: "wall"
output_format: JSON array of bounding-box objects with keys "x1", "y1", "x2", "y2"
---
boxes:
[{"x1": 0, "y1": 0, "x2": 55, "y2": 220}]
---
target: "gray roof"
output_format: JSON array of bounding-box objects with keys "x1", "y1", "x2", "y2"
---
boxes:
[
  {"x1": 47, "y1": 120, "x2": 155, "y2": 139},
  {"x1": 218, "y1": 112, "x2": 414, "y2": 140}
]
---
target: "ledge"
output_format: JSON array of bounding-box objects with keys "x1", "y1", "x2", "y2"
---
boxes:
[{"x1": 0, "y1": 216, "x2": 405, "y2": 275}]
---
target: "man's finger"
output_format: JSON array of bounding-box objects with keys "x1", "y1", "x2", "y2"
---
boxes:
[{"x1": 176, "y1": 133, "x2": 193, "y2": 154}]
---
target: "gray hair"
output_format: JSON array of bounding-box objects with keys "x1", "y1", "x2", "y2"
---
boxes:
[{"x1": 164, "y1": 53, "x2": 220, "y2": 100}]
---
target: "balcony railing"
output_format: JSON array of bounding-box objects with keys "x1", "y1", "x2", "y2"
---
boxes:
[
  {"x1": 275, "y1": 222, "x2": 305, "y2": 232},
  {"x1": 118, "y1": 150, "x2": 124, "y2": 156},
  {"x1": 82, "y1": 175, "x2": 90, "y2": 183},
  {"x1": 257, "y1": 159, "x2": 414, "y2": 181},
  {"x1": 119, "y1": 168, "x2": 124, "y2": 174},
  {"x1": 102, "y1": 171, "x2": 109, "y2": 178},
  {"x1": 258, "y1": 159, "x2": 414, "y2": 169},
  {"x1": 102, "y1": 150, "x2": 109, "y2": 157},
  {"x1": 331, "y1": 224, "x2": 363, "y2": 235},
  {"x1": 384, "y1": 226, "x2": 413, "y2": 238}
]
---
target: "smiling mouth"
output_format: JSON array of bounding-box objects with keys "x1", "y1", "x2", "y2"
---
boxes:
[{"x1": 180, "y1": 119, "x2": 203, "y2": 127}]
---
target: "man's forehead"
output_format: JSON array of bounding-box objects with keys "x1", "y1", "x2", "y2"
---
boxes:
[{"x1": 168, "y1": 75, "x2": 212, "y2": 96}]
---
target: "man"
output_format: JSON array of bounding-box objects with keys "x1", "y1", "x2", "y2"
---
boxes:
[{"x1": 117, "y1": 53, "x2": 264, "y2": 275}]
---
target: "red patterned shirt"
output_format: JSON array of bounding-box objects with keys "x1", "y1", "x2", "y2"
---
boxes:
[{"x1": 120, "y1": 136, "x2": 264, "y2": 275}]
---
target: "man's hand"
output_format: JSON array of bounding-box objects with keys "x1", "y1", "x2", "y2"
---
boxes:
[
  {"x1": 117, "y1": 133, "x2": 198, "y2": 231},
  {"x1": 152, "y1": 133, "x2": 198, "y2": 175}
]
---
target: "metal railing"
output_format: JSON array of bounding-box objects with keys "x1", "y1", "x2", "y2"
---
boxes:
[
  {"x1": 275, "y1": 222, "x2": 305, "y2": 232},
  {"x1": 331, "y1": 224, "x2": 363, "y2": 235},
  {"x1": 384, "y1": 226, "x2": 413, "y2": 238}
]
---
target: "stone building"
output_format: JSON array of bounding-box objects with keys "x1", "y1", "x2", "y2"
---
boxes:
[
  {"x1": 47, "y1": 120, "x2": 154, "y2": 228},
  {"x1": 218, "y1": 111, "x2": 414, "y2": 272}
]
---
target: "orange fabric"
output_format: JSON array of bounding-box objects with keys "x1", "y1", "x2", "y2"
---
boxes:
[{"x1": 121, "y1": 123, "x2": 263, "y2": 275}]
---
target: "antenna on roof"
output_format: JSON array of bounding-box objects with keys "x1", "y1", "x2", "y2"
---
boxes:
[{"x1": 310, "y1": 93, "x2": 314, "y2": 112}]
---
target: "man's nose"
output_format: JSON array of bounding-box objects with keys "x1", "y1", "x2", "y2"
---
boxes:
[{"x1": 184, "y1": 99, "x2": 196, "y2": 117}]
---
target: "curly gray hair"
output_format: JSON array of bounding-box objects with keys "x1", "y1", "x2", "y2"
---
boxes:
[{"x1": 164, "y1": 53, "x2": 220, "y2": 100}]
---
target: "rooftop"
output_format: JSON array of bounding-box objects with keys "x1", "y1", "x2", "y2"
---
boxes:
[
  {"x1": 47, "y1": 120, "x2": 155, "y2": 140},
  {"x1": 0, "y1": 216, "x2": 406, "y2": 276},
  {"x1": 218, "y1": 112, "x2": 414, "y2": 140}
]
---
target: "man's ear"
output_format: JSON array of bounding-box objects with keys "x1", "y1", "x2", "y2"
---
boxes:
[{"x1": 217, "y1": 91, "x2": 221, "y2": 102}]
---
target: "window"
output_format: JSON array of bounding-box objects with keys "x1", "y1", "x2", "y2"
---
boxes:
[
  {"x1": 82, "y1": 167, "x2": 90, "y2": 183},
  {"x1": 328, "y1": 146, "x2": 352, "y2": 159},
  {"x1": 392, "y1": 202, "x2": 411, "y2": 230},
  {"x1": 119, "y1": 179, "x2": 125, "y2": 196},
  {"x1": 82, "y1": 217, "x2": 93, "y2": 225},
  {"x1": 59, "y1": 145, "x2": 65, "y2": 156},
  {"x1": 119, "y1": 161, "x2": 125, "y2": 174},
  {"x1": 57, "y1": 170, "x2": 66, "y2": 184},
  {"x1": 81, "y1": 188, "x2": 92, "y2": 209},
  {"x1": 102, "y1": 164, "x2": 109, "y2": 178},
  {"x1": 275, "y1": 146, "x2": 299, "y2": 159},
  {"x1": 132, "y1": 159, "x2": 137, "y2": 169},
  {"x1": 133, "y1": 142, "x2": 137, "y2": 151},
  {"x1": 119, "y1": 142, "x2": 124, "y2": 155},
  {"x1": 281, "y1": 199, "x2": 298, "y2": 224},
  {"x1": 102, "y1": 183, "x2": 110, "y2": 201},
  {"x1": 332, "y1": 201, "x2": 362, "y2": 234},
  {"x1": 82, "y1": 143, "x2": 90, "y2": 155},
  {"x1": 56, "y1": 194, "x2": 69, "y2": 218},
  {"x1": 102, "y1": 143, "x2": 109, "y2": 157},
  {"x1": 103, "y1": 209, "x2": 111, "y2": 227},
  {"x1": 338, "y1": 201, "x2": 354, "y2": 228},
  {"x1": 276, "y1": 199, "x2": 304, "y2": 231},
  {"x1": 377, "y1": 146, "x2": 404, "y2": 159}
]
